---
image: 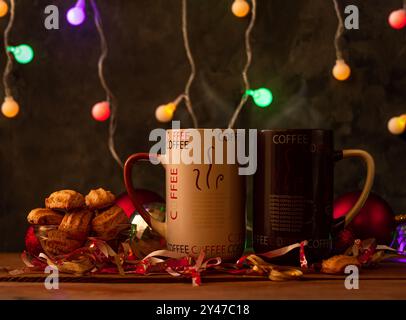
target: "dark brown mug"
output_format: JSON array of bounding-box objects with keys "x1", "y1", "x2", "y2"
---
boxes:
[{"x1": 253, "y1": 129, "x2": 375, "y2": 263}]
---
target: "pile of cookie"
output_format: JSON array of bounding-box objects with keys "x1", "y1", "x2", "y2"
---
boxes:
[{"x1": 27, "y1": 188, "x2": 129, "y2": 256}]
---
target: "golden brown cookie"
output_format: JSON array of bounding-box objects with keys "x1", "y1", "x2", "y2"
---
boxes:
[
  {"x1": 43, "y1": 230, "x2": 83, "y2": 256},
  {"x1": 45, "y1": 190, "x2": 85, "y2": 211},
  {"x1": 58, "y1": 209, "x2": 93, "y2": 241},
  {"x1": 27, "y1": 208, "x2": 64, "y2": 225},
  {"x1": 321, "y1": 255, "x2": 361, "y2": 274},
  {"x1": 91, "y1": 205, "x2": 129, "y2": 240},
  {"x1": 85, "y1": 188, "x2": 116, "y2": 209}
]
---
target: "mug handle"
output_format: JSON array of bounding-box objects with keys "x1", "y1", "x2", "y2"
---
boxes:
[
  {"x1": 335, "y1": 149, "x2": 375, "y2": 226},
  {"x1": 124, "y1": 153, "x2": 166, "y2": 237}
]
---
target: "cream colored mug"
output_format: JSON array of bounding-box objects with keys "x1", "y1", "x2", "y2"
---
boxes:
[{"x1": 124, "y1": 129, "x2": 246, "y2": 260}]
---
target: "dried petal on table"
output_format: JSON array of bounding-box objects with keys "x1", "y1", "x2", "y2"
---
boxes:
[{"x1": 321, "y1": 255, "x2": 361, "y2": 274}]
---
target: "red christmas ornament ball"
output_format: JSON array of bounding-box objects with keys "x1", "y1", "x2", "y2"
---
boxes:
[
  {"x1": 115, "y1": 189, "x2": 164, "y2": 218},
  {"x1": 333, "y1": 191, "x2": 395, "y2": 244},
  {"x1": 24, "y1": 225, "x2": 42, "y2": 256},
  {"x1": 335, "y1": 229, "x2": 356, "y2": 252},
  {"x1": 388, "y1": 9, "x2": 406, "y2": 29}
]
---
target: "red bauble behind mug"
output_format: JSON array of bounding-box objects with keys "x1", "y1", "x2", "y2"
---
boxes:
[
  {"x1": 333, "y1": 191, "x2": 395, "y2": 244},
  {"x1": 115, "y1": 189, "x2": 164, "y2": 218}
]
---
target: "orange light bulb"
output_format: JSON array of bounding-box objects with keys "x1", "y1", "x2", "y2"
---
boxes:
[
  {"x1": 0, "y1": 0, "x2": 8, "y2": 18},
  {"x1": 1, "y1": 96, "x2": 20, "y2": 118},
  {"x1": 332, "y1": 59, "x2": 351, "y2": 81},
  {"x1": 155, "y1": 102, "x2": 176, "y2": 123},
  {"x1": 232, "y1": 0, "x2": 250, "y2": 18},
  {"x1": 388, "y1": 116, "x2": 406, "y2": 135}
]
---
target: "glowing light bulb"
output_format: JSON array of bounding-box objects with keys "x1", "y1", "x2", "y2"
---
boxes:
[
  {"x1": 1, "y1": 96, "x2": 20, "y2": 118},
  {"x1": 232, "y1": 0, "x2": 250, "y2": 18},
  {"x1": 92, "y1": 101, "x2": 111, "y2": 121},
  {"x1": 155, "y1": 102, "x2": 177, "y2": 123},
  {"x1": 0, "y1": 0, "x2": 8, "y2": 17},
  {"x1": 388, "y1": 115, "x2": 406, "y2": 135},
  {"x1": 388, "y1": 9, "x2": 406, "y2": 30},
  {"x1": 67, "y1": 0, "x2": 86, "y2": 26},
  {"x1": 7, "y1": 44, "x2": 34, "y2": 64},
  {"x1": 332, "y1": 59, "x2": 351, "y2": 81},
  {"x1": 245, "y1": 88, "x2": 273, "y2": 108}
]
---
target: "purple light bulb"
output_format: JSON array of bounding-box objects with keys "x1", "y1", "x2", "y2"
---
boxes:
[{"x1": 67, "y1": 0, "x2": 86, "y2": 26}]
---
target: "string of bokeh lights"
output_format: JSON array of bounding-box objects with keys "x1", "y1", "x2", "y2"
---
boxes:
[
  {"x1": 332, "y1": 0, "x2": 351, "y2": 81},
  {"x1": 154, "y1": 0, "x2": 199, "y2": 127},
  {"x1": 228, "y1": 0, "x2": 273, "y2": 129},
  {"x1": 90, "y1": 0, "x2": 123, "y2": 168},
  {"x1": 66, "y1": 0, "x2": 123, "y2": 168},
  {"x1": 1, "y1": 0, "x2": 34, "y2": 118},
  {"x1": 387, "y1": 1, "x2": 406, "y2": 136},
  {"x1": 1, "y1": 0, "x2": 406, "y2": 137}
]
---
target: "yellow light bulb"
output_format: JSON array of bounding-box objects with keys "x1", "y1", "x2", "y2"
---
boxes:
[
  {"x1": 155, "y1": 103, "x2": 176, "y2": 123},
  {"x1": 1, "y1": 96, "x2": 20, "y2": 118},
  {"x1": 387, "y1": 116, "x2": 406, "y2": 135},
  {"x1": 332, "y1": 59, "x2": 351, "y2": 81},
  {"x1": 232, "y1": 0, "x2": 250, "y2": 18},
  {"x1": 0, "y1": 0, "x2": 8, "y2": 18}
]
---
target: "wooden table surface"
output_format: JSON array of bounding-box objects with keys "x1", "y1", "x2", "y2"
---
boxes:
[{"x1": 0, "y1": 253, "x2": 405, "y2": 300}]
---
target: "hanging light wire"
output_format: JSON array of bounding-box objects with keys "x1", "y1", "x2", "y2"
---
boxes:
[
  {"x1": 159, "y1": 0, "x2": 198, "y2": 127},
  {"x1": 333, "y1": 0, "x2": 345, "y2": 60},
  {"x1": 3, "y1": 0, "x2": 15, "y2": 98},
  {"x1": 228, "y1": 0, "x2": 257, "y2": 129},
  {"x1": 180, "y1": 0, "x2": 198, "y2": 128},
  {"x1": 90, "y1": 0, "x2": 123, "y2": 168}
]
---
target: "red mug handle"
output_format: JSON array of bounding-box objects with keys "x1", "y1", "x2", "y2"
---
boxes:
[{"x1": 124, "y1": 153, "x2": 164, "y2": 232}]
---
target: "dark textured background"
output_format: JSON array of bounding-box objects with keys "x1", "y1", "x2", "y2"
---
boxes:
[{"x1": 1, "y1": 0, "x2": 406, "y2": 251}]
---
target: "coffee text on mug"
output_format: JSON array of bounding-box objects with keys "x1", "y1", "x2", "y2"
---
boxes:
[{"x1": 149, "y1": 121, "x2": 257, "y2": 175}]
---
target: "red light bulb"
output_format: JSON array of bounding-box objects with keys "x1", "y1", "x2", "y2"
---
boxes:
[
  {"x1": 92, "y1": 101, "x2": 110, "y2": 122},
  {"x1": 388, "y1": 9, "x2": 406, "y2": 29}
]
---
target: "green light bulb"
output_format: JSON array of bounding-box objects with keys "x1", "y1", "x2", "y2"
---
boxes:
[
  {"x1": 246, "y1": 88, "x2": 273, "y2": 108},
  {"x1": 7, "y1": 44, "x2": 34, "y2": 64}
]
